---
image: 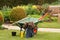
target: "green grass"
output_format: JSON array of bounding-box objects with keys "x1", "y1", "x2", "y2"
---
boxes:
[
  {"x1": 28, "y1": 15, "x2": 40, "y2": 18},
  {"x1": 0, "y1": 30, "x2": 60, "y2": 40},
  {"x1": 38, "y1": 22, "x2": 60, "y2": 28}
]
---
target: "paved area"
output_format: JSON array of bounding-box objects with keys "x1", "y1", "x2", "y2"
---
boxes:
[
  {"x1": 38, "y1": 28, "x2": 60, "y2": 33},
  {"x1": 2, "y1": 24, "x2": 60, "y2": 33},
  {"x1": 2, "y1": 24, "x2": 20, "y2": 30}
]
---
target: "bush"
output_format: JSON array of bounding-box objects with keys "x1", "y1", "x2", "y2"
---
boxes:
[
  {"x1": 18, "y1": 4, "x2": 41, "y2": 15},
  {"x1": 25, "y1": 4, "x2": 40, "y2": 15},
  {"x1": 0, "y1": 25, "x2": 3, "y2": 29},
  {"x1": 26, "y1": 8, "x2": 40, "y2": 15},
  {"x1": 0, "y1": 11, "x2": 4, "y2": 25},
  {"x1": 10, "y1": 6, "x2": 27, "y2": 22},
  {"x1": 42, "y1": 4, "x2": 49, "y2": 9},
  {"x1": 1, "y1": 6, "x2": 11, "y2": 22},
  {"x1": 1, "y1": 6, "x2": 11, "y2": 17}
]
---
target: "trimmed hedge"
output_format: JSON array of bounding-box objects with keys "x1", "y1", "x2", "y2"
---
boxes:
[{"x1": 10, "y1": 6, "x2": 27, "y2": 22}]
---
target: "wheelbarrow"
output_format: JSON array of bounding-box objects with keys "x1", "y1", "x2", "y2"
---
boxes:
[
  {"x1": 13, "y1": 17, "x2": 40, "y2": 28},
  {"x1": 12, "y1": 17, "x2": 41, "y2": 38}
]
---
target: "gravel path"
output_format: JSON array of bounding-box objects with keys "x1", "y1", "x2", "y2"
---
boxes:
[{"x1": 2, "y1": 24, "x2": 60, "y2": 33}]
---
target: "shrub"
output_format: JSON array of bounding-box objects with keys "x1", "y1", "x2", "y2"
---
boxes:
[
  {"x1": 18, "y1": 4, "x2": 41, "y2": 15},
  {"x1": 0, "y1": 11, "x2": 4, "y2": 25},
  {"x1": 26, "y1": 8, "x2": 40, "y2": 15},
  {"x1": 25, "y1": 5, "x2": 40, "y2": 15},
  {"x1": 1, "y1": 6, "x2": 11, "y2": 17},
  {"x1": 1, "y1": 6, "x2": 11, "y2": 22},
  {"x1": 42, "y1": 4, "x2": 49, "y2": 10},
  {"x1": 10, "y1": 6, "x2": 27, "y2": 22}
]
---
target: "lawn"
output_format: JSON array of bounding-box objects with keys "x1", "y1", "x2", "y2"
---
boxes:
[
  {"x1": 38, "y1": 22, "x2": 60, "y2": 28},
  {"x1": 28, "y1": 15, "x2": 41, "y2": 18},
  {"x1": 0, "y1": 30, "x2": 60, "y2": 40},
  {"x1": 29, "y1": 15, "x2": 60, "y2": 28}
]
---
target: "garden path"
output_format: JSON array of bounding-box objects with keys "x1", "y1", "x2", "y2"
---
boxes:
[{"x1": 2, "y1": 24, "x2": 60, "y2": 33}]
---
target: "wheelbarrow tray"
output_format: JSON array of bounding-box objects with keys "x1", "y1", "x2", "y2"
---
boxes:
[
  {"x1": 13, "y1": 17, "x2": 40, "y2": 25},
  {"x1": 18, "y1": 17, "x2": 39, "y2": 24}
]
